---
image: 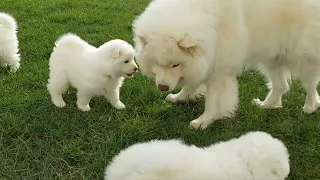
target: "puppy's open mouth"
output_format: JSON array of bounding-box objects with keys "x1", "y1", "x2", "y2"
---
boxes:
[{"x1": 126, "y1": 72, "x2": 136, "y2": 77}]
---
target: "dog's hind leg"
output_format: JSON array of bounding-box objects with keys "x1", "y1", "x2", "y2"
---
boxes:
[
  {"x1": 76, "y1": 90, "x2": 93, "y2": 111},
  {"x1": 48, "y1": 73, "x2": 69, "y2": 108},
  {"x1": 252, "y1": 62, "x2": 290, "y2": 109},
  {"x1": 4, "y1": 54, "x2": 20, "y2": 73},
  {"x1": 0, "y1": 54, "x2": 20, "y2": 73},
  {"x1": 301, "y1": 76, "x2": 320, "y2": 114}
]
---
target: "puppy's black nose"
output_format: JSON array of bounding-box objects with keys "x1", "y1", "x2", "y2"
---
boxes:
[
  {"x1": 134, "y1": 67, "x2": 138, "y2": 71},
  {"x1": 158, "y1": 84, "x2": 169, "y2": 92}
]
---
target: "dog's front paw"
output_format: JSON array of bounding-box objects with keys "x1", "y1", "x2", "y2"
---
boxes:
[
  {"x1": 53, "y1": 101, "x2": 66, "y2": 108},
  {"x1": 189, "y1": 117, "x2": 212, "y2": 130},
  {"x1": 303, "y1": 105, "x2": 318, "y2": 114},
  {"x1": 78, "y1": 104, "x2": 91, "y2": 111},
  {"x1": 189, "y1": 92, "x2": 205, "y2": 101},
  {"x1": 251, "y1": 98, "x2": 282, "y2": 109},
  {"x1": 166, "y1": 93, "x2": 186, "y2": 103},
  {"x1": 266, "y1": 82, "x2": 272, "y2": 90},
  {"x1": 113, "y1": 101, "x2": 126, "y2": 110}
]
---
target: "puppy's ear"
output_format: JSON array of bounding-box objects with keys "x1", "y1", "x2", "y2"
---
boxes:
[
  {"x1": 110, "y1": 48, "x2": 122, "y2": 59},
  {"x1": 177, "y1": 34, "x2": 200, "y2": 57}
]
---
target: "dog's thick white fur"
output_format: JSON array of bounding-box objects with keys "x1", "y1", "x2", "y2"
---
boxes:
[
  {"x1": 0, "y1": 13, "x2": 20, "y2": 73},
  {"x1": 133, "y1": 0, "x2": 320, "y2": 130},
  {"x1": 47, "y1": 33, "x2": 138, "y2": 111},
  {"x1": 104, "y1": 131, "x2": 290, "y2": 180}
]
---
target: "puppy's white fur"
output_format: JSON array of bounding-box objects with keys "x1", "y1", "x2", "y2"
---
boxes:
[
  {"x1": 0, "y1": 13, "x2": 20, "y2": 73},
  {"x1": 133, "y1": 0, "x2": 320, "y2": 130},
  {"x1": 47, "y1": 33, "x2": 138, "y2": 111},
  {"x1": 105, "y1": 131, "x2": 290, "y2": 180}
]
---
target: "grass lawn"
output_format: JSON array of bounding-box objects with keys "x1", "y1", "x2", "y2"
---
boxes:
[{"x1": 0, "y1": 0, "x2": 319, "y2": 179}]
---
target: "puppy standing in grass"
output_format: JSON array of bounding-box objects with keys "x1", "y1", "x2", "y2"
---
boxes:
[
  {"x1": 0, "y1": 13, "x2": 20, "y2": 73},
  {"x1": 105, "y1": 131, "x2": 290, "y2": 180},
  {"x1": 47, "y1": 34, "x2": 138, "y2": 111}
]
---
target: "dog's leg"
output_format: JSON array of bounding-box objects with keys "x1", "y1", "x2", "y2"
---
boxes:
[
  {"x1": 189, "y1": 15, "x2": 247, "y2": 130},
  {"x1": 76, "y1": 91, "x2": 93, "y2": 111},
  {"x1": 48, "y1": 76, "x2": 69, "y2": 108},
  {"x1": 6, "y1": 54, "x2": 20, "y2": 73},
  {"x1": 166, "y1": 84, "x2": 205, "y2": 103},
  {"x1": 190, "y1": 76, "x2": 239, "y2": 130},
  {"x1": 104, "y1": 88, "x2": 126, "y2": 110},
  {"x1": 252, "y1": 64, "x2": 290, "y2": 109},
  {"x1": 301, "y1": 79, "x2": 320, "y2": 114}
]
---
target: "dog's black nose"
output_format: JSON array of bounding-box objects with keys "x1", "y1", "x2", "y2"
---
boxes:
[
  {"x1": 134, "y1": 67, "x2": 138, "y2": 71},
  {"x1": 158, "y1": 84, "x2": 169, "y2": 92}
]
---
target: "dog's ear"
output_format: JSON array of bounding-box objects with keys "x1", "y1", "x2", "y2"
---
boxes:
[
  {"x1": 136, "y1": 34, "x2": 148, "y2": 48},
  {"x1": 110, "y1": 48, "x2": 122, "y2": 59},
  {"x1": 178, "y1": 34, "x2": 196, "y2": 48},
  {"x1": 177, "y1": 34, "x2": 200, "y2": 57}
]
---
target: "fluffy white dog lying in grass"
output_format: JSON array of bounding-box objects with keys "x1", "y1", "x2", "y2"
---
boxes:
[
  {"x1": 105, "y1": 131, "x2": 290, "y2": 180},
  {"x1": 47, "y1": 33, "x2": 138, "y2": 111},
  {"x1": 0, "y1": 13, "x2": 20, "y2": 73}
]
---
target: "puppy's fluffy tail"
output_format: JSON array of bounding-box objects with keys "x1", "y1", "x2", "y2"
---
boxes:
[
  {"x1": 54, "y1": 33, "x2": 87, "y2": 50},
  {"x1": 0, "y1": 13, "x2": 17, "y2": 31}
]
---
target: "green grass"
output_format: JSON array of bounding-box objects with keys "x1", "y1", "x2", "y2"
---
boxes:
[{"x1": 0, "y1": 0, "x2": 319, "y2": 179}]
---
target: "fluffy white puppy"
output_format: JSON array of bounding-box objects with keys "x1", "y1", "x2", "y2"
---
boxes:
[
  {"x1": 133, "y1": 0, "x2": 320, "y2": 130},
  {"x1": 47, "y1": 33, "x2": 138, "y2": 111},
  {"x1": 0, "y1": 13, "x2": 20, "y2": 73},
  {"x1": 104, "y1": 131, "x2": 290, "y2": 180}
]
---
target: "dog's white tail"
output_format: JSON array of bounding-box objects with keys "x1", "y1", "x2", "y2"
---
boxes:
[
  {"x1": 54, "y1": 33, "x2": 88, "y2": 50},
  {"x1": 0, "y1": 13, "x2": 17, "y2": 31}
]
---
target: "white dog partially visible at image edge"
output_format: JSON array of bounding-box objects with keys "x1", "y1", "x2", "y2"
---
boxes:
[
  {"x1": 104, "y1": 131, "x2": 290, "y2": 180},
  {"x1": 47, "y1": 33, "x2": 138, "y2": 111},
  {"x1": 0, "y1": 12, "x2": 20, "y2": 73},
  {"x1": 133, "y1": 0, "x2": 320, "y2": 130}
]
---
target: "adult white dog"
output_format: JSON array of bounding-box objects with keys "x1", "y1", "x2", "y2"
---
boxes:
[
  {"x1": 0, "y1": 13, "x2": 20, "y2": 73},
  {"x1": 133, "y1": 0, "x2": 320, "y2": 130},
  {"x1": 105, "y1": 131, "x2": 290, "y2": 180},
  {"x1": 47, "y1": 33, "x2": 138, "y2": 111}
]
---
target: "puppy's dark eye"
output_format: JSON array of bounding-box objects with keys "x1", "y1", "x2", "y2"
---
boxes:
[
  {"x1": 172, "y1": 64, "x2": 180, "y2": 68},
  {"x1": 124, "y1": 60, "x2": 129, "y2": 63}
]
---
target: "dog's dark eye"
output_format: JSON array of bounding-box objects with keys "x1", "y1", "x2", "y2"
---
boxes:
[
  {"x1": 172, "y1": 64, "x2": 180, "y2": 68},
  {"x1": 124, "y1": 60, "x2": 129, "y2": 63}
]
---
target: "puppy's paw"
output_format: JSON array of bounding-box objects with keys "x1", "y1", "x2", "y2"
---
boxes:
[
  {"x1": 78, "y1": 104, "x2": 91, "y2": 111},
  {"x1": 53, "y1": 101, "x2": 66, "y2": 108},
  {"x1": 52, "y1": 97, "x2": 66, "y2": 108},
  {"x1": 113, "y1": 101, "x2": 126, "y2": 110},
  {"x1": 9, "y1": 63, "x2": 20, "y2": 73}
]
